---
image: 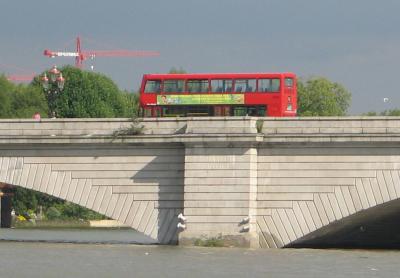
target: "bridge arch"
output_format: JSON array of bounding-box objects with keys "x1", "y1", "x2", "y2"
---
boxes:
[
  {"x1": 256, "y1": 144, "x2": 400, "y2": 248},
  {"x1": 0, "y1": 144, "x2": 184, "y2": 244}
]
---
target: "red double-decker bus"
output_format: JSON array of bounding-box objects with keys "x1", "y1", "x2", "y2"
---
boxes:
[{"x1": 139, "y1": 72, "x2": 297, "y2": 117}]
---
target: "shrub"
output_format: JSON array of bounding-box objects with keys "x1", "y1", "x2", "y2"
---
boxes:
[{"x1": 46, "y1": 206, "x2": 61, "y2": 220}]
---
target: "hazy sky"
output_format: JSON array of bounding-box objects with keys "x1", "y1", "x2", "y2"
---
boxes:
[{"x1": 1, "y1": 0, "x2": 399, "y2": 114}]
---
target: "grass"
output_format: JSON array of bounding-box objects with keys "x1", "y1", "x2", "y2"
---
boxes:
[
  {"x1": 194, "y1": 234, "x2": 225, "y2": 247},
  {"x1": 256, "y1": 119, "x2": 264, "y2": 133},
  {"x1": 14, "y1": 220, "x2": 91, "y2": 229},
  {"x1": 112, "y1": 116, "x2": 144, "y2": 138}
]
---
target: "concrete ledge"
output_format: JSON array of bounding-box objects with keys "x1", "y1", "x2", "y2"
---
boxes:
[{"x1": 89, "y1": 220, "x2": 130, "y2": 228}]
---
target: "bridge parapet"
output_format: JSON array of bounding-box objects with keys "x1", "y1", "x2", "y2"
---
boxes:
[
  {"x1": 0, "y1": 117, "x2": 257, "y2": 138},
  {"x1": 260, "y1": 117, "x2": 400, "y2": 135},
  {"x1": 1, "y1": 116, "x2": 400, "y2": 138}
]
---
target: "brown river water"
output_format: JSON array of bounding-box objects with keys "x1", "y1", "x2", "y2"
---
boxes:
[{"x1": 0, "y1": 229, "x2": 399, "y2": 278}]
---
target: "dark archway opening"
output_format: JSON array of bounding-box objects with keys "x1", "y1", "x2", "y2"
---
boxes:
[
  {"x1": 287, "y1": 199, "x2": 400, "y2": 249},
  {"x1": 0, "y1": 183, "x2": 14, "y2": 228}
]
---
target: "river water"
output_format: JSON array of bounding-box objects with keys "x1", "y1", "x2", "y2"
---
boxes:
[{"x1": 0, "y1": 229, "x2": 399, "y2": 278}]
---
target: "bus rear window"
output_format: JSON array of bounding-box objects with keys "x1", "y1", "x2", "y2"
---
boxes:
[
  {"x1": 285, "y1": 78, "x2": 294, "y2": 87},
  {"x1": 144, "y1": 80, "x2": 161, "y2": 93}
]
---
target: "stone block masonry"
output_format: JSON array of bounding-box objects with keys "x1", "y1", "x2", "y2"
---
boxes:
[{"x1": 1, "y1": 116, "x2": 400, "y2": 247}]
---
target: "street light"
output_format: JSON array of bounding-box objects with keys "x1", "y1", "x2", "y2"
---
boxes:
[{"x1": 41, "y1": 65, "x2": 65, "y2": 118}]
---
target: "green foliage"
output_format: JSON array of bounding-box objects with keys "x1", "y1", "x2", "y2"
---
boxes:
[
  {"x1": 112, "y1": 116, "x2": 145, "y2": 137},
  {"x1": 168, "y1": 67, "x2": 186, "y2": 74},
  {"x1": 35, "y1": 66, "x2": 137, "y2": 118},
  {"x1": 11, "y1": 85, "x2": 47, "y2": 118},
  {"x1": 256, "y1": 119, "x2": 264, "y2": 133},
  {"x1": 0, "y1": 75, "x2": 13, "y2": 117},
  {"x1": 13, "y1": 187, "x2": 40, "y2": 216},
  {"x1": 12, "y1": 187, "x2": 105, "y2": 221},
  {"x1": 15, "y1": 219, "x2": 90, "y2": 229},
  {"x1": 380, "y1": 109, "x2": 400, "y2": 116},
  {"x1": 362, "y1": 111, "x2": 378, "y2": 116},
  {"x1": 194, "y1": 234, "x2": 225, "y2": 247},
  {"x1": 53, "y1": 201, "x2": 105, "y2": 220},
  {"x1": 297, "y1": 77, "x2": 351, "y2": 116},
  {"x1": 363, "y1": 109, "x2": 400, "y2": 116},
  {"x1": 0, "y1": 75, "x2": 47, "y2": 118},
  {"x1": 121, "y1": 90, "x2": 140, "y2": 116},
  {"x1": 46, "y1": 207, "x2": 61, "y2": 220}
]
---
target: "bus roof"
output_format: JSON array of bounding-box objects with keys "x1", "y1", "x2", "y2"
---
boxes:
[{"x1": 143, "y1": 72, "x2": 296, "y2": 80}]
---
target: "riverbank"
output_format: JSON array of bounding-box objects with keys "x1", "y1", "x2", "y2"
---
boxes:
[
  {"x1": 14, "y1": 219, "x2": 129, "y2": 229},
  {"x1": 0, "y1": 228, "x2": 156, "y2": 244}
]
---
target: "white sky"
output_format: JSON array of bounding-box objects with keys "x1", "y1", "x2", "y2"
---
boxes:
[{"x1": 1, "y1": 0, "x2": 399, "y2": 114}]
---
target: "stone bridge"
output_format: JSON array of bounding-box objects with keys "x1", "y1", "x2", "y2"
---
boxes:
[{"x1": 1, "y1": 117, "x2": 400, "y2": 248}]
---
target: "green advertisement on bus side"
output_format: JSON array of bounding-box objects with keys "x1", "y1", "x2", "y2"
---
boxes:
[{"x1": 157, "y1": 94, "x2": 244, "y2": 105}]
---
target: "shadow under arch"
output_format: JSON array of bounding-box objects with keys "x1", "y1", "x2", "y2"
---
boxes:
[
  {"x1": 129, "y1": 150, "x2": 184, "y2": 245},
  {"x1": 287, "y1": 198, "x2": 400, "y2": 249}
]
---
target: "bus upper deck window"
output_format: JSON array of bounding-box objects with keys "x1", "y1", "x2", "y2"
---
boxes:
[
  {"x1": 258, "y1": 79, "x2": 280, "y2": 92},
  {"x1": 144, "y1": 80, "x2": 161, "y2": 93},
  {"x1": 211, "y1": 79, "x2": 233, "y2": 93},
  {"x1": 187, "y1": 80, "x2": 209, "y2": 93},
  {"x1": 235, "y1": 79, "x2": 256, "y2": 93},
  {"x1": 163, "y1": 80, "x2": 184, "y2": 93}
]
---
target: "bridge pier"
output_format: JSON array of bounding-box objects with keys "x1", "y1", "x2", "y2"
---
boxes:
[{"x1": 179, "y1": 142, "x2": 259, "y2": 247}]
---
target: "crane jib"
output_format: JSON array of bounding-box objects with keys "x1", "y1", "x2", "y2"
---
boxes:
[{"x1": 52, "y1": 52, "x2": 79, "y2": 57}]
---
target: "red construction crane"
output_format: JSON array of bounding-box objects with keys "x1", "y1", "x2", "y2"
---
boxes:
[
  {"x1": 6, "y1": 74, "x2": 35, "y2": 82},
  {"x1": 43, "y1": 36, "x2": 159, "y2": 68},
  {"x1": 1, "y1": 64, "x2": 35, "y2": 83}
]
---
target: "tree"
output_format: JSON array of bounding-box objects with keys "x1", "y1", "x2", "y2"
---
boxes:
[
  {"x1": 33, "y1": 66, "x2": 137, "y2": 118},
  {"x1": 0, "y1": 75, "x2": 13, "y2": 117},
  {"x1": 297, "y1": 77, "x2": 351, "y2": 116},
  {"x1": 0, "y1": 75, "x2": 47, "y2": 118},
  {"x1": 121, "y1": 89, "x2": 140, "y2": 116},
  {"x1": 362, "y1": 111, "x2": 378, "y2": 116},
  {"x1": 13, "y1": 186, "x2": 106, "y2": 221},
  {"x1": 10, "y1": 85, "x2": 47, "y2": 118},
  {"x1": 168, "y1": 67, "x2": 186, "y2": 74},
  {"x1": 363, "y1": 109, "x2": 400, "y2": 116}
]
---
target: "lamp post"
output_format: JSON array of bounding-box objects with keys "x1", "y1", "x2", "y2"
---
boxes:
[{"x1": 41, "y1": 65, "x2": 65, "y2": 118}]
